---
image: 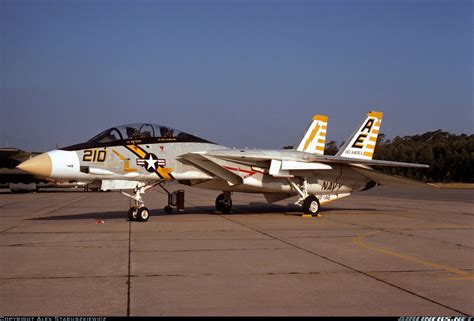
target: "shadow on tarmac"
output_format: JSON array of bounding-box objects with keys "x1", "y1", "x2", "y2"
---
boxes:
[{"x1": 27, "y1": 203, "x2": 380, "y2": 221}]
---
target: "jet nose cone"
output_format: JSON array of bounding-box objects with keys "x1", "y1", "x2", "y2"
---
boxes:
[{"x1": 16, "y1": 153, "x2": 52, "y2": 178}]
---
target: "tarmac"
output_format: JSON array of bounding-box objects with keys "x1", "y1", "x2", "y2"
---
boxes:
[{"x1": 0, "y1": 185, "x2": 473, "y2": 316}]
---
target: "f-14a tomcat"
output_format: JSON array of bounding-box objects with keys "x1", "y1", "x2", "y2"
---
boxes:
[{"x1": 17, "y1": 111, "x2": 432, "y2": 222}]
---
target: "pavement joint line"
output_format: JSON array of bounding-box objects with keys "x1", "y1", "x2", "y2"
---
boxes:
[
  {"x1": 132, "y1": 238, "x2": 272, "y2": 241},
  {"x1": 132, "y1": 247, "x2": 294, "y2": 253},
  {"x1": 353, "y1": 231, "x2": 474, "y2": 279},
  {"x1": 26, "y1": 194, "x2": 92, "y2": 219},
  {"x1": 325, "y1": 217, "x2": 474, "y2": 250},
  {"x1": 4, "y1": 245, "x2": 127, "y2": 248},
  {"x1": 330, "y1": 208, "x2": 471, "y2": 227},
  {"x1": 0, "y1": 201, "x2": 21, "y2": 208},
  {"x1": 380, "y1": 211, "x2": 473, "y2": 227},
  {"x1": 3, "y1": 231, "x2": 127, "y2": 234},
  {"x1": 350, "y1": 200, "x2": 474, "y2": 219},
  {"x1": 3, "y1": 238, "x2": 128, "y2": 246},
  {"x1": 0, "y1": 195, "x2": 87, "y2": 234},
  {"x1": 0, "y1": 225, "x2": 20, "y2": 233},
  {"x1": 444, "y1": 276, "x2": 474, "y2": 280},
  {"x1": 0, "y1": 275, "x2": 128, "y2": 280},
  {"x1": 357, "y1": 195, "x2": 474, "y2": 206},
  {"x1": 129, "y1": 269, "x2": 457, "y2": 278},
  {"x1": 218, "y1": 213, "x2": 469, "y2": 315},
  {"x1": 384, "y1": 227, "x2": 474, "y2": 230},
  {"x1": 1, "y1": 268, "x2": 470, "y2": 281},
  {"x1": 280, "y1": 235, "x2": 368, "y2": 239},
  {"x1": 127, "y1": 219, "x2": 132, "y2": 317}
]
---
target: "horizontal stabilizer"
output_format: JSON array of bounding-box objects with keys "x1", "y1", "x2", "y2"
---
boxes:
[{"x1": 352, "y1": 167, "x2": 437, "y2": 189}]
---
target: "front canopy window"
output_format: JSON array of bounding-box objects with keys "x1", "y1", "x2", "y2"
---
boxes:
[{"x1": 88, "y1": 123, "x2": 212, "y2": 144}]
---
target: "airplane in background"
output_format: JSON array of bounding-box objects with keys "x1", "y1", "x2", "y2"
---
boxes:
[
  {"x1": 17, "y1": 111, "x2": 432, "y2": 222},
  {"x1": 0, "y1": 147, "x2": 98, "y2": 192}
]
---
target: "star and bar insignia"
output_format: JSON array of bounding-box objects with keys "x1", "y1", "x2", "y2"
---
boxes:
[
  {"x1": 125, "y1": 144, "x2": 173, "y2": 179},
  {"x1": 136, "y1": 153, "x2": 166, "y2": 172}
]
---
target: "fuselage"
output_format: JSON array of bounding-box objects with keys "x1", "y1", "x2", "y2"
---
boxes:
[
  {"x1": 16, "y1": 123, "x2": 375, "y2": 203},
  {"x1": 33, "y1": 143, "x2": 371, "y2": 198}
]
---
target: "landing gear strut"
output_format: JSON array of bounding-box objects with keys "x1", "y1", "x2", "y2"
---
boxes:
[
  {"x1": 157, "y1": 184, "x2": 185, "y2": 214},
  {"x1": 216, "y1": 192, "x2": 232, "y2": 213},
  {"x1": 287, "y1": 178, "x2": 321, "y2": 215}
]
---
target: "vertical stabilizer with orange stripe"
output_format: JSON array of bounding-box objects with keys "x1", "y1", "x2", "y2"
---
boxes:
[
  {"x1": 296, "y1": 115, "x2": 328, "y2": 155},
  {"x1": 336, "y1": 111, "x2": 383, "y2": 160}
]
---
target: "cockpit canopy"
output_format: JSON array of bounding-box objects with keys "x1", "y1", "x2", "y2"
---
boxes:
[{"x1": 62, "y1": 123, "x2": 214, "y2": 150}]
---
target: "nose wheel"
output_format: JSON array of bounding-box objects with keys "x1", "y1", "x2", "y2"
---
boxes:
[
  {"x1": 128, "y1": 207, "x2": 139, "y2": 221},
  {"x1": 216, "y1": 192, "x2": 232, "y2": 213},
  {"x1": 128, "y1": 206, "x2": 150, "y2": 222}
]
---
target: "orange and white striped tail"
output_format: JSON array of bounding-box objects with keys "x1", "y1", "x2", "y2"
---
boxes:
[
  {"x1": 296, "y1": 115, "x2": 328, "y2": 155},
  {"x1": 336, "y1": 111, "x2": 383, "y2": 160}
]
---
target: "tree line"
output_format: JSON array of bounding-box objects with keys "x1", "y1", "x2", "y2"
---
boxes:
[{"x1": 323, "y1": 130, "x2": 473, "y2": 183}]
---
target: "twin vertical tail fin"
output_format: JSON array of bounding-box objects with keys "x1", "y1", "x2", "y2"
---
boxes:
[
  {"x1": 336, "y1": 111, "x2": 383, "y2": 160},
  {"x1": 296, "y1": 115, "x2": 328, "y2": 155}
]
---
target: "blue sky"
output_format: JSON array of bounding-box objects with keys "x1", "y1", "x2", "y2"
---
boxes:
[{"x1": 1, "y1": 0, "x2": 472, "y2": 151}]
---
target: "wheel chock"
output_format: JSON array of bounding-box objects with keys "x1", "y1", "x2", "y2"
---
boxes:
[{"x1": 302, "y1": 214, "x2": 322, "y2": 218}]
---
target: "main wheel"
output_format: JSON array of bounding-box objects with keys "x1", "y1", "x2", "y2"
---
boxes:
[
  {"x1": 215, "y1": 193, "x2": 232, "y2": 214},
  {"x1": 128, "y1": 207, "x2": 139, "y2": 221},
  {"x1": 303, "y1": 196, "x2": 320, "y2": 214},
  {"x1": 137, "y1": 207, "x2": 150, "y2": 222}
]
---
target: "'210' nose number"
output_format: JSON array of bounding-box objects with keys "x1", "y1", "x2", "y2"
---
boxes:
[{"x1": 83, "y1": 150, "x2": 107, "y2": 162}]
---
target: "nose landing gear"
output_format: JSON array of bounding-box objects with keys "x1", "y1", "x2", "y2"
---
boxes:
[
  {"x1": 121, "y1": 182, "x2": 186, "y2": 222},
  {"x1": 122, "y1": 182, "x2": 158, "y2": 222}
]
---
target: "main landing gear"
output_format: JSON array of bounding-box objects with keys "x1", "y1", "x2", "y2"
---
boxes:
[
  {"x1": 157, "y1": 184, "x2": 185, "y2": 214},
  {"x1": 303, "y1": 195, "x2": 320, "y2": 215},
  {"x1": 286, "y1": 178, "x2": 321, "y2": 215},
  {"x1": 215, "y1": 191, "x2": 232, "y2": 213}
]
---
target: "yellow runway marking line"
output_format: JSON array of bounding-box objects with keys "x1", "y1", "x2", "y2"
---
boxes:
[
  {"x1": 444, "y1": 276, "x2": 474, "y2": 281},
  {"x1": 353, "y1": 231, "x2": 474, "y2": 279}
]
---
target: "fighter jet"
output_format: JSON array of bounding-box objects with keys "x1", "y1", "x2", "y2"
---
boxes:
[{"x1": 17, "y1": 111, "x2": 432, "y2": 222}]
